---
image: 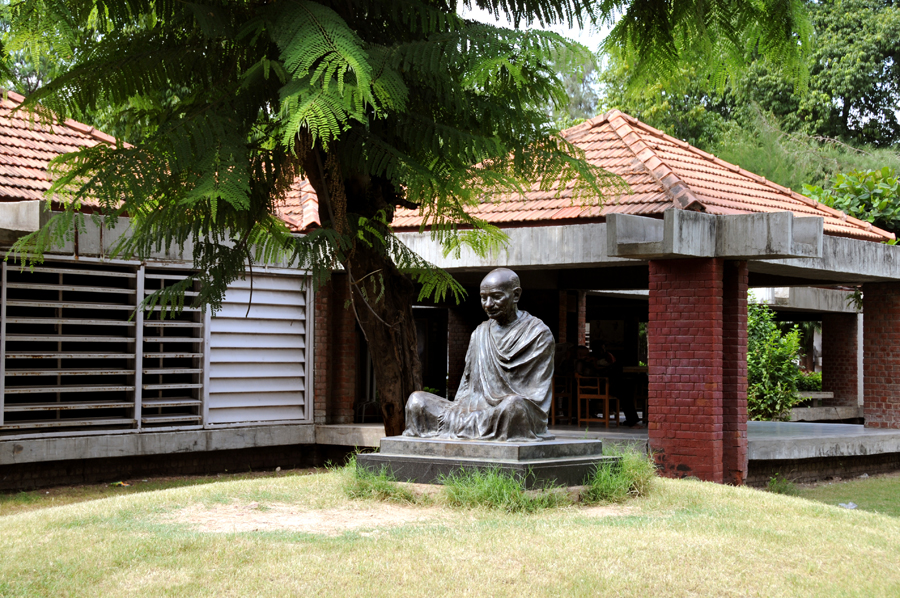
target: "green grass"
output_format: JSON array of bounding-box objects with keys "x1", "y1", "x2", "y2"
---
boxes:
[
  {"x1": 765, "y1": 473, "x2": 800, "y2": 496},
  {"x1": 0, "y1": 472, "x2": 898, "y2": 596},
  {"x1": 796, "y1": 473, "x2": 900, "y2": 517},
  {"x1": 339, "y1": 455, "x2": 420, "y2": 504},
  {"x1": 0, "y1": 469, "x2": 322, "y2": 517},
  {"x1": 583, "y1": 447, "x2": 656, "y2": 504},
  {"x1": 439, "y1": 466, "x2": 571, "y2": 513}
]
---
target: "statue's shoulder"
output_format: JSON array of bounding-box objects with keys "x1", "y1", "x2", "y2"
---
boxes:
[{"x1": 517, "y1": 311, "x2": 553, "y2": 337}]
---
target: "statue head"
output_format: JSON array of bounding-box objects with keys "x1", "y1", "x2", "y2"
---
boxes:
[{"x1": 480, "y1": 268, "x2": 522, "y2": 325}]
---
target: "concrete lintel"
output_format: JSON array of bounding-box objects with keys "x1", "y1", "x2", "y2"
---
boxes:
[
  {"x1": 753, "y1": 234, "x2": 900, "y2": 283},
  {"x1": 747, "y1": 422, "x2": 900, "y2": 460},
  {"x1": 0, "y1": 200, "x2": 51, "y2": 245},
  {"x1": 397, "y1": 222, "x2": 634, "y2": 271},
  {"x1": 0, "y1": 424, "x2": 316, "y2": 465},
  {"x1": 608, "y1": 210, "x2": 824, "y2": 260},
  {"x1": 752, "y1": 287, "x2": 857, "y2": 314},
  {"x1": 790, "y1": 406, "x2": 863, "y2": 422}
]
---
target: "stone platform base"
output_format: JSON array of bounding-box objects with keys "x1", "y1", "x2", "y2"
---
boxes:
[{"x1": 356, "y1": 436, "x2": 617, "y2": 488}]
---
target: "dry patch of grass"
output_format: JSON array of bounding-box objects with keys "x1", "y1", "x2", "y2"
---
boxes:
[
  {"x1": 0, "y1": 468, "x2": 323, "y2": 517},
  {"x1": 0, "y1": 472, "x2": 898, "y2": 597},
  {"x1": 164, "y1": 500, "x2": 451, "y2": 535}
]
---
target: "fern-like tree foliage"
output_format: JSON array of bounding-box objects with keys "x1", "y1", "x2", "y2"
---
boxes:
[{"x1": 5, "y1": 0, "x2": 809, "y2": 435}]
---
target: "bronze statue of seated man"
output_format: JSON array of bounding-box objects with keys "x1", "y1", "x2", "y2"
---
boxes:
[{"x1": 404, "y1": 268, "x2": 555, "y2": 442}]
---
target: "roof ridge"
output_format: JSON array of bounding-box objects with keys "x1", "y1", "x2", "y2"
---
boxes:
[
  {"x1": 606, "y1": 111, "x2": 705, "y2": 211},
  {"x1": 560, "y1": 112, "x2": 610, "y2": 144},
  {"x1": 680, "y1": 136, "x2": 895, "y2": 241},
  {"x1": 609, "y1": 111, "x2": 895, "y2": 241}
]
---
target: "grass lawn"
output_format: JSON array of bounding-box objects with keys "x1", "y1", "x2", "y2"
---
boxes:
[
  {"x1": 796, "y1": 472, "x2": 900, "y2": 517},
  {"x1": 1, "y1": 469, "x2": 899, "y2": 597}
]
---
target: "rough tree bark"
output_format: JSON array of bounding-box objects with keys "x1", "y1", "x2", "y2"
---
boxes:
[
  {"x1": 302, "y1": 147, "x2": 423, "y2": 437},
  {"x1": 344, "y1": 241, "x2": 422, "y2": 437}
]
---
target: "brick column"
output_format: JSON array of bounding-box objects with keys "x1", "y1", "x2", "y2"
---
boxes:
[
  {"x1": 821, "y1": 313, "x2": 858, "y2": 407},
  {"x1": 312, "y1": 275, "x2": 358, "y2": 424},
  {"x1": 862, "y1": 282, "x2": 900, "y2": 428},
  {"x1": 447, "y1": 308, "x2": 477, "y2": 398},
  {"x1": 313, "y1": 281, "x2": 332, "y2": 424},
  {"x1": 648, "y1": 258, "x2": 725, "y2": 483},
  {"x1": 722, "y1": 261, "x2": 748, "y2": 485},
  {"x1": 558, "y1": 290, "x2": 569, "y2": 344},
  {"x1": 577, "y1": 290, "x2": 587, "y2": 346}
]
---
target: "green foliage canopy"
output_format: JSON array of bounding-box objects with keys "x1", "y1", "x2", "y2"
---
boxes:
[
  {"x1": 747, "y1": 302, "x2": 803, "y2": 421},
  {"x1": 6, "y1": 0, "x2": 621, "y2": 310},
  {"x1": 804, "y1": 167, "x2": 900, "y2": 237},
  {"x1": 600, "y1": 0, "x2": 900, "y2": 153}
]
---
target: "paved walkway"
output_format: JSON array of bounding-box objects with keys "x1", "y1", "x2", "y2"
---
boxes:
[
  {"x1": 318, "y1": 420, "x2": 900, "y2": 460},
  {"x1": 549, "y1": 420, "x2": 900, "y2": 460}
]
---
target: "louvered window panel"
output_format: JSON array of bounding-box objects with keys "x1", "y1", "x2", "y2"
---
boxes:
[
  {"x1": 0, "y1": 261, "x2": 139, "y2": 431},
  {"x1": 207, "y1": 274, "x2": 309, "y2": 424},
  {"x1": 0, "y1": 261, "x2": 206, "y2": 434},
  {"x1": 139, "y1": 269, "x2": 204, "y2": 428}
]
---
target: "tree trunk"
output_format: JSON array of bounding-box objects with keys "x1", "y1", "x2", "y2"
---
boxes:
[
  {"x1": 343, "y1": 240, "x2": 422, "y2": 437},
  {"x1": 301, "y1": 146, "x2": 422, "y2": 437}
]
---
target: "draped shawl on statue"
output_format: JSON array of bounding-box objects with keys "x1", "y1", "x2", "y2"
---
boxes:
[{"x1": 438, "y1": 311, "x2": 554, "y2": 440}]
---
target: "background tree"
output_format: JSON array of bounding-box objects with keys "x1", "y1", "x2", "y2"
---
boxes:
[
  {"x1": 7, "y1": 0, "x2": 812, "y2": 435},
  {"x1": 599, "y1": 0, "x2": 900, "y2": 192},
  {"x1": 747, "y1": 303, "x2": 803, "y2": 421}
]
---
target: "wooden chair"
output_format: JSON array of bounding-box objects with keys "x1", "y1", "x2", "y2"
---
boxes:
[
  {"x1": 576, "y1": 374, "x2": 618, "y2": 428},
  {"x1": 551, "y1": 375, "x2": 574, "y2": 425}
]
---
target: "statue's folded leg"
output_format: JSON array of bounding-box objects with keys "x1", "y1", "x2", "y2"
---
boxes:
[
  {"x1": 493, "y1": 395, "x2": 544, "y2": 442},
  {"x1": 403, "y1": 391, "x2": 453, "y2": 438}
]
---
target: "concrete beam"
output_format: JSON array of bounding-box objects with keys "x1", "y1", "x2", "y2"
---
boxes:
[
  {"x1": 747, "y1": 421, "x2": 900, "y2": 460},
  {"x1": 607, "y1": 210, "x2": 823, "y2": 260},
  {"x1": 0, "y1": 201, "x2": 51, "y2": 244},
  {"x1": 751, "y1": 287, "x2": 857, "y2": 314},
  {"x1": 396, "y1": 222, "x2": 635, "y2": 272},
  {"x1": 0, "y1": 425, "x2": 316, "y2": 465},
  {"x1": 752, "y1": 234, "x2": 900, "y2": 283}
]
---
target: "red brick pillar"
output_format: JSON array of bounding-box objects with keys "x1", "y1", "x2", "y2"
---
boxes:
[
  {"x1": 448, "y1": 308, "x2": 477, "y2": 399},
  {"x1": 313, "y1": 281, "x2": 332, "y2": 424},
  {"x1": 577, "y1": 291, "x2": 587, "y2": 346},
  {"x1": 862, "y1": 282, "x2": 900, "y2": 428},
  {"x1": 821, "y1": 313, "x2": 858, "y2": 407},
  {"x1": 558, "y1": 290, "x2": 569, "y2": 344},
  {"x1": 313, "y1": 276, "x2": 358, "y2": 424},
  {"x1": 722, "y1": 261, "x2": 748, "y2": 485},
  {"x1": 648, "y1": 258, "x2": 725, "y2": 483}
]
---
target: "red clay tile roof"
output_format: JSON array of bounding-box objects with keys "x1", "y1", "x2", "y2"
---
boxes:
[
  {"x1": 277, "y1": 178, "x2": 321, "y2": 231},
  {"x1": 1, "y1": 93, "x2": 887, "y2": 244},
  {"x1": 283, "y1": 110, "x2": 893, "y2": 242},
  {"x1": 0, "y1": 90, "x2": 117, "y2": 204}
]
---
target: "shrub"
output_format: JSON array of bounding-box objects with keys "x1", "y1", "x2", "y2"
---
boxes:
[
  {"x1": 582, "y1": 447, "x2": 656, "y2": 504},
  {"x1": 338, "y1": 454, "x2": 419, "y2": 503},
  {"x1": 439, "y1": 467, "x2": 571, "y2": 513},
  {"x1": 804, "y1": 167, "x2": 900, "y2": 238},
  {"x1": 766, "y1": 473, "x2": 800, "y2": 496},
  {"x1": 748, "y1": 303, "x2": 804, "y2": 420},
  {"x1": 797, "y1": 371, "x2": 823, "y2": 392}
]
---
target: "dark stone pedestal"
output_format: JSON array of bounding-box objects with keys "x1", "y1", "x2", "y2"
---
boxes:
[{"x1": 356, "y1": 436, "x2": 617, "y2": 488}]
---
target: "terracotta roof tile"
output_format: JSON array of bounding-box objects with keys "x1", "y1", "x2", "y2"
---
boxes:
[
  {"x1": 283, "y1": 107, "x2": 894, "y2": 240},
  {"x1": 5, "y1": 93, "x2": 862, "y2": 243},
  {"x1": 275, "y1": 178, "x2": 321, "y2": 232},
  {"x1": 0, "y1": 91, "x2": 121, "y2": 206}
]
